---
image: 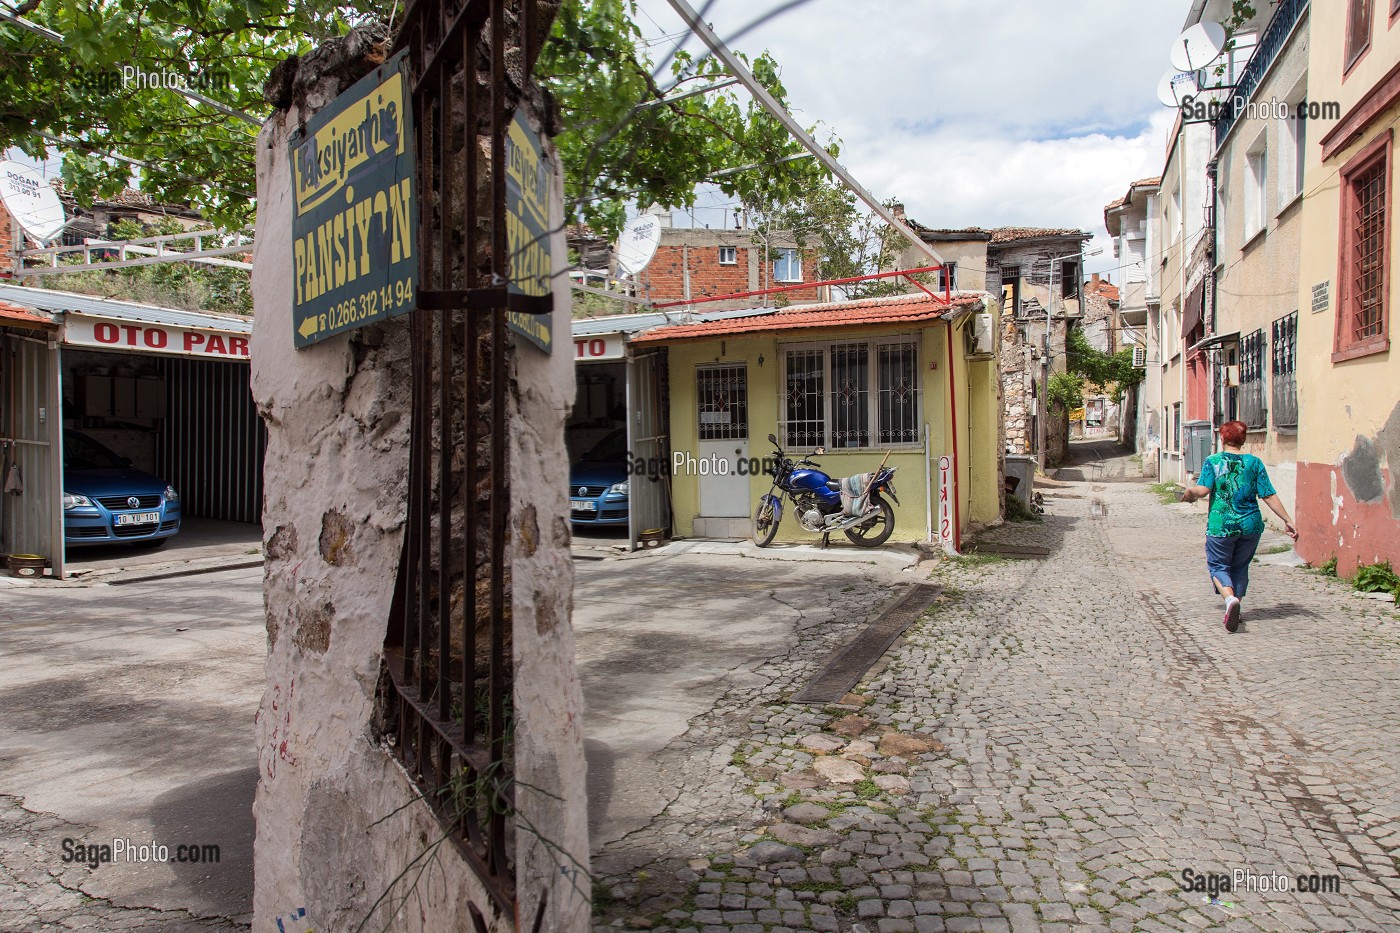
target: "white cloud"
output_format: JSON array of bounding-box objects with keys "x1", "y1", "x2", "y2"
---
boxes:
[{"x1": 634, "y1": 0, "x2": 1191, "y2": 273}]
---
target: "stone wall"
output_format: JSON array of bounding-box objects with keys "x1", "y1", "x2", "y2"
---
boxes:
[{"x1": 250, "y1": 33, "x2": 588, "y2": 933}]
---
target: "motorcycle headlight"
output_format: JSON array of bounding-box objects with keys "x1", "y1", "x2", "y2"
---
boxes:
[
  {"x1": 609, "y1": 480, "x2": 628, "y2": 496},
  {"x1": 164, "y1": 485, "x2": 180, "y2": 503},
  {"x1": 63, "y1": 492, "x2": 92, "y2": 510}
]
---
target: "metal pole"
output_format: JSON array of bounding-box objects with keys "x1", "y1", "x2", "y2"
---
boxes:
[{"x1": 664, "y1": 0, "x2": 945, "y2": 267}]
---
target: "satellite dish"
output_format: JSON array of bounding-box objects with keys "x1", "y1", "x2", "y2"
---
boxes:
[
  {"x1": 1157, "y1": 69, "x2": 1198, "y2": 108},
  {"x1": 1170, "y1": 20, "x2": 1227, "y2": 72},
  {"x1": 616, "y1": 214, "x2": 662, "y2": 276},
  {"x1": 0, "y1": 160, "x2": 67, "y2": 243}
]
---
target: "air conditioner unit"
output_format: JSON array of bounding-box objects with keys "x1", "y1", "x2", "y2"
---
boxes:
[
  {"x1": 1132, "y1": 345, "x2": 1147, "y2": 368},
  {"x1": 965, "y1": 313, "x2": 994, "y2": 357}
]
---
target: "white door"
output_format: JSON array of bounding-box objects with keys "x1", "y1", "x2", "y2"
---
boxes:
[{"x1": 696, "y1": 365, "x2": 749, "y2": 517}]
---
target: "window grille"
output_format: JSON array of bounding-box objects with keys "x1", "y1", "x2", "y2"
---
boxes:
[
  {"x1": 830, "y1": 342, "x2": 870, "y2": 448},
  {"x1": 1350, "y1": 159, "x2": 1386, "y2": 342},
  {"x1": 782, "y1": 338, "x2": 919, "y2": 449},
  {"x1": 877, "y1": 342, "x2": 920, "y2": 445},
  {"x1": 783, "y1": 349, "x2": 825, "y2": 449},
  {"x1": 1238, "y1": 329, "x2": 1266, "y2": 429},
  {"x1": 696, "y1": 365, "x2": 748, "y2": 440},
  {"x1": 1271, "y1": 311, "x2": 1298, "y2": 428}
]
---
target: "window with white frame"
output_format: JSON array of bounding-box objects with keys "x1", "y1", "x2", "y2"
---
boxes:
[
  {"x1": 1245, "y1": 141, "x2": 1268, "y2": 239},
  {"x1": 773, "y1": 248, "x2": 802, "y2": 282},
  {"x1": 1125, "y1": 237, "x2": 1147, "y2": 283},
  {"x1": 781, "y1": 338, "x2": 920, "y2": 449},
  {"x1": 932, "y1": 263, "x2": 958, "y2": 292},
  {"x1": 1279, "y1": 110, "x2": 1305, "y2": 205},
  {"x1": 718, "y1": 245, "x2": 737, "y2": 265}
]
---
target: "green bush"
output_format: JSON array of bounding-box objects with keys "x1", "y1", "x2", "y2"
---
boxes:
[
  {"x1": 1004, "y1": 494, "x2": 1042, "y2": 523},
  {"x1": 1353, "y1": 561, "x2": 1400, "y2": 598}
]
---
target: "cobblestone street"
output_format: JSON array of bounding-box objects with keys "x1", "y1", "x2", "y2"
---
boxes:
[{"x1": 592, "y1": 471, "x2": 1400, "y2": 933}]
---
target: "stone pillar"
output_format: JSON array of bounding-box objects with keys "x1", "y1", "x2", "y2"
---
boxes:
[{"x1": 250, "y1": 35, "x2": 587, "y2": 933}]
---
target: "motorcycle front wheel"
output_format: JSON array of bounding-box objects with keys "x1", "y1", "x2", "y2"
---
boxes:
[
  {"x1": 844, "y1": 499, "x2": 895, "y2": 547},
  {"x1": 752, "y1": 497, "x2": 780, "y2": 548}
]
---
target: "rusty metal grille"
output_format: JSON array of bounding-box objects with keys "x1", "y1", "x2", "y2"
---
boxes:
[
  {"x1": 377, "y1": 0, "x2": 556, "y2": 921},
  {"x1": 1350, "y1": 159, "x2": 1386, "y2": 342},
  {"x1": 1271, "y1": 311, "x2": 1297, "y2": 428},
  {"x1": 1237, "y1": 329, "x2": 1265, "y2": 430}
]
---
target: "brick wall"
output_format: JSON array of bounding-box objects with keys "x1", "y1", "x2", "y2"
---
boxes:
[
  {"x1": 0, "y1": 199, "x2": 14, "y2": 276},
  {"x1": 639, "y1": 234, "x2": 823, "y2": 311}
]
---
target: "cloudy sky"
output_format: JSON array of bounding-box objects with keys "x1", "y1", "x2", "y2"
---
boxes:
[{"x1": 634, "y1": 0, "x2": 1193, "y2": 275}]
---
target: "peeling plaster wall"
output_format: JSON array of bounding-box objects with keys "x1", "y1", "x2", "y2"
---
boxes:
[{"x1": 250, "y1": 56, "x2": 587, "y2": 933}]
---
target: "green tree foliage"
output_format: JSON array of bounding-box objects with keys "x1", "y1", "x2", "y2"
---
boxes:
[
  {"x1": 4, "y1": 0, "x2": 826, "y2": 240},
  {"x1": 744, "y1": 179, "x2": 909, "y2": 300},
  {"x1": 1064, "y1": 327, "x2": 1144, "y2": 401},
  {"x1": 1047, "y1": 371, "x2": 1084, "y2": 411},
  {"x1": 540, "y1": 0, "x2": 828, "y2": 238}
]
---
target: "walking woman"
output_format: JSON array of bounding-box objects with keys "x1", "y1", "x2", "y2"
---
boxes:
[{"x1": 1181, "y1": 420, "x2": 1298, "y2": 632}]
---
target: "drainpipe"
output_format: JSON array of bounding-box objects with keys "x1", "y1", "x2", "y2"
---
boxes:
[
  {"x1": 923, "y1": 421, "x2": 932, "y2": 543},
  {"x1": 944, "y1": 317, "x2": 963, "y2": 553}
]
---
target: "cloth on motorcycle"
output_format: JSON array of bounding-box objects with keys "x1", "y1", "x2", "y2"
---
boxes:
[{"x1": 839, "y1": 473, "x2": 873, "y2": 516}]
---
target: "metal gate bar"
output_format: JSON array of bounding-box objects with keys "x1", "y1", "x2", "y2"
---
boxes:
[{"x1": 379, "y1": 0, "x2": 557, "y2": 917}]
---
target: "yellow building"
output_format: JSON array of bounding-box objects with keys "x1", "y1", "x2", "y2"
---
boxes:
[
  {"x1": 1293, "y1": 0, "x2": 1400, "y2": 572},
  {"x1": 629, "y1": 292, "x2": 1003, "y2": 548}
]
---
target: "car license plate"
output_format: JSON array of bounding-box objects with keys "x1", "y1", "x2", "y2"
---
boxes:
[
  {"x1": 571, "y1": 501, "x2": 596, "y2": 512},
  {"x1": 115, "y1": 511, "x2": 160, "y2": 526}
]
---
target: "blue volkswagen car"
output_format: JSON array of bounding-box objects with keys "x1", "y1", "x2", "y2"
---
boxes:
[
  {"x1": 569, "y1": 429, "x2": 629, "y2": 527},
  {"x1": 62, "y1": 430, "x2": 181, "y2": 547}
]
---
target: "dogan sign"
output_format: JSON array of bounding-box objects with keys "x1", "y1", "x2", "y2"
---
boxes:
[{"x1": 289, "y1": 50, "x2": 417, "y2": 348}]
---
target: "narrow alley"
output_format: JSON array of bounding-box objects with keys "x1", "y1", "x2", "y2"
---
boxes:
[{"x1": 591, "y1": 460, "x2": 1400, "y2": 933}]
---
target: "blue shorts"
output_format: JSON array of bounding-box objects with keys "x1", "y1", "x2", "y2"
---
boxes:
[{"x1": 1206, "y1": 533, "x2": 1262, "y2": 598}]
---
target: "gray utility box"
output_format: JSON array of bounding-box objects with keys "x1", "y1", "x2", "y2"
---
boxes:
[
  {"x1": 1184, "y1": 420, "x2": 1214, "y2": 475},
  {"x1": 1005, "y1": 454, "x2": 1036, "y2": 508}
]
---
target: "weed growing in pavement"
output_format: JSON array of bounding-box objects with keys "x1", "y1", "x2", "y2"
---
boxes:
[
  {"x1": 1004, "y1": 494, "x2": 1043, "y2": 523},
  {"x1": 944, "y1": 552, "x2": 1006, "y2": 567},
  {"x1": 1353, "y1": 561, "x2": 1400, "y2": 600},
  {"x1": 1312, "y1": 556, "x2": 1340, "y2": 577},
  {"x1": 1260, "y1": 543, "x2": 1293, "y2": 555},
  {"x1": 852, "y1": 779, "x2": 880, "y2": 800},
  {"x1": 1147, "y1": 481, "x2": 1181, "y2": 504}
]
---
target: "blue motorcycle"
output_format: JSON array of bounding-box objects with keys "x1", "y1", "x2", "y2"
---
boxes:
[{"x1": 752, "y1": 433, "x2": 899, "y2": 548}]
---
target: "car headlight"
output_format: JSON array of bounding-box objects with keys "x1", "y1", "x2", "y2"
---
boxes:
[
  {"x1": 164, "y1": 485, "x2": 179, "y2": 503},
  {"x1": 63, "y1": 492, "x2": 92, "y2": 510},
  {"x1": 609, "y1": 480, "x2": 628, "y2": 496}
]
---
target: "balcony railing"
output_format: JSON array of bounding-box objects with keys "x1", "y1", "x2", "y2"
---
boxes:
[{"x1": 1214, "y1": 0, "x2": 1310, "y2": 147}]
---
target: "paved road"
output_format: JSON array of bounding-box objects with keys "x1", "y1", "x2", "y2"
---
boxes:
[
  {"x1": 0, "y1": 566, "x2": 263, "y2": 932},
  {"x1": 593, "y1": 468, "x2": 1400, "y2": 932}
]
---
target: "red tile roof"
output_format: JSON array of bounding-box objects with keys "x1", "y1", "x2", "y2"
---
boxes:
[
  {"x1": 0, "y1": 299, "x2": 57, "y2": 330},
  {"x1": 631, "y1": 292, "x2": 983, "y2": 344}
]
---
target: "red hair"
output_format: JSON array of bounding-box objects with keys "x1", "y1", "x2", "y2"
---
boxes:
[{"x1": 1220, "y1": 420, "x2": 1247, "y2": 446}]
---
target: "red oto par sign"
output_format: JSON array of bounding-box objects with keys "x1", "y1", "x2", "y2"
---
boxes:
[{"x1": 62, "y1": 313, "x2": 251, "y2": 360}]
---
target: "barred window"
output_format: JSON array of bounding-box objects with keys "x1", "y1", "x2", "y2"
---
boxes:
[
  {"x1": 1271, "y1": 311, "x2": 1298, "y2": 428},
  {"x1": 782, "y1": 338, "x2": 920, "y2": 449},
  {"x1": 1238, "y1": 329, "x2": 1266, "y2": 429},
  {"x1": 1335, "y1": 134, "x2": 1391, "y2": 360},
  {"x1": 697, "y1": 365, "x2": 748, "y2": 441}
]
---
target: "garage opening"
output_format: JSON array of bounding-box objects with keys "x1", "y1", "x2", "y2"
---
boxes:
[
  {"x1": 59, "y1": 345, "x2": 264, "y2": 565},
  {"x1": 567, "y1": 359, "x2": 629, "y2": 541}
]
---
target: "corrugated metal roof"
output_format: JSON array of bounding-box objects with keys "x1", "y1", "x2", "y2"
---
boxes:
[
  {"x1": 0, "y1": 283, "x2": 252, "y2": 333},
  {"x1": 570, "y1": 305, "x2": 777, "y2": 337}
]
